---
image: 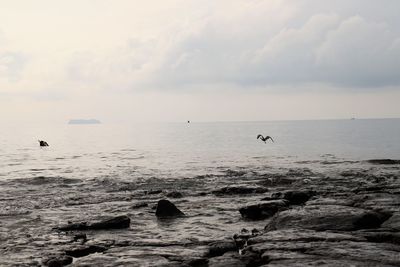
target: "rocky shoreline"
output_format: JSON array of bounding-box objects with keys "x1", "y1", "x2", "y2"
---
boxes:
[{"x1": 0, "y1": 159, "x2": 399, "y2": 266}]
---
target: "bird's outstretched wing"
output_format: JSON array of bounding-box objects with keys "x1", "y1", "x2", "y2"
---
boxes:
[
  {"x1": 257, "y1": 134, "x2": 263, "y2": 140},
  {"x1": 268, "y1": 136, "x2": 274, "y2": 142}
]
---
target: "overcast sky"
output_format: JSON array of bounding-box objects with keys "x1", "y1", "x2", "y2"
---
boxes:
[{"x1": 1, "y1": 0, "x2": 399, "y2": 123}]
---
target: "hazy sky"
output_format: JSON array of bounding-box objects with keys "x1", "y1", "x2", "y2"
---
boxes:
[{"x1": 1, "y1": 0, "x2": 399, "y2": 123}]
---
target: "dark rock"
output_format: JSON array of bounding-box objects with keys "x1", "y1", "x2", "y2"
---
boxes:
[
  {"x1": 88, "y1": 215, "x2": 130, "y2": 230},
  {"x1": 65, "y1": 245, "x2": 107, "y2": 258},
  {"x1": 132, "y1": 202, "x2": 149, "y2": 209},
  {"x1": 57, "y1": 222, "x2": 88, "y2": 231},
  {"x1": 184, "y1": 258, "x2": 209, "y2": 267},
  {"x1": 57, "y1": 215, "x2": 130, "y2": 231},
  {"x1": 239, "y1": 200, "x2": 288, "y2": 220},
  {"x1": 155, "y1": 199, "x2": 185, "y2": 218},
  {"x1": 266, "y1": 205, "x2": 389, "y2": 231},
  {"x1": 207, "y1": 241, "x2": 237, "y2": 257},
  {"x1": 147, "y1": 189, "x2": 163, "y2": 195},
  {"x1": 72, "y1": 233, "x2": 87, "y2": 243},
  {"x1": 367, "y1": 159, "x2": 400, "y2": 165},
  {"x1": 212, "y1": 186, "x2": 268, "y2": 196},
  {"x1": 43, "y1": 255, "x2": 73, "y2": 267},
  {"x1": 282, "y1": 190, "x2": 315, "y2": 205},
  {"x1": 166, "y1": 191, "x2": 184, "y2": 198}
]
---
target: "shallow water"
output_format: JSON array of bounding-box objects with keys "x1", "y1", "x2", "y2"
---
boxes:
[{"x1": 0, "y1": 119, "x2": 399, "y2": 265}]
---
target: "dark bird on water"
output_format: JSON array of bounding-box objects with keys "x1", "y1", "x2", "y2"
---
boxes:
[
  {"x1": 38, "y1": 140, "x2": 49, "y2": 147},
  {"x1": 257, "y1": 134, "x2": 274, "y2": 143}
]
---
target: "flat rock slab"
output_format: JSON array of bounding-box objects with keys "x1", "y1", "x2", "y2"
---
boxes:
[
  {"x1": 245, "y1": 229, "x2": 400, "y2": 266},
  {"x1": 239, "y1": 200, "x2": 288, "y2": 220},
  {"x1": 266, "y1": 205, "x2": 389, "y2": 231}
]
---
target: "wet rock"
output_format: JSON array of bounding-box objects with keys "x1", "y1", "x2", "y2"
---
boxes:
[
  {"x1": 381, "y1": 213, "x2": 400, "y2": 230},
  {"x1": 131, "y1": 202, "x2": 148, "y2": 209},
  {"x1": 207, "y1": 240, "x2": 237, "y2": 257},
  {"x1": 266, "y1": 205, "x2": 389, "y2": 231},
  {"x1": 42, "y1": 255, "x2": 73, "y2": 267},
  {"x1": 248, "y1": 230, "x2": 400, "y2": 266},
  {"x1": 57, "y1": 215, "x2": 130, "y2": 231},
  {"x1": 282, "y1": 190, "x2": 315, "y2": 205},
  {"x1": 367, "y1": 159, "x2": 400, "y2": 165},
  {"x1": 239, "y1": 200, "x2": 288, "y2": 220},
  {"x1": 155, "y1": 199, "x2": 185, "y2": 218},
  {"x1": 212, "y1": 186, "x2": 267, "y2": 196},
  {"x1": 166, "y1": 191, "x2": 184, "y2": 198},
  {"x1": 87, "y1": 215, "x2": 130, "y2": 230},
  {"x1": 65, "y1": 245, "x2": 107, "y2": 258},
  {"x1": 146, "y1": 189, "x2": 163, "y2": 195},
  {"x1": 184, "y1": 258, "x2": 209, "y2": 267},
  {"x1": 208, "y1": 251, "x2": 265, "y2": 267}
]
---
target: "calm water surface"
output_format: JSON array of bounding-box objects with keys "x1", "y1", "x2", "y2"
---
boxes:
[{"x1": 1, "y1": 119, "x2": 400, "y2": 181}]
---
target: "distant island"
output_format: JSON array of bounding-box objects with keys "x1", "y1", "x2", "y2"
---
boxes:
[{"x1": 68, "y1": 119, "x2": 101, "y2": 125}]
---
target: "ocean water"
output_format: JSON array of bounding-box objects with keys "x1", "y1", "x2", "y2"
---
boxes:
[
  {"x1": 1, "y1": 118, "x2": 400, "y2": 265},
  {"x1": 1, "y1": 118, "x2": 399, "y2": 181}
]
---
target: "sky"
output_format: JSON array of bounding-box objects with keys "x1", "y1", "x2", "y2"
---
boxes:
[{"x1": 0, "y1": 0, "x2": 400, "y2": 123}]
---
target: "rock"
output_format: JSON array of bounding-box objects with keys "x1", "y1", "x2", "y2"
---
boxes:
[
  {"x1": 155, "y1": 199, "x2": 185, "y2": 218},
  {"x1": 239, "y1": 200, "x2": 288, "y2": 220},
  {"x1": 212, "y1": 186, "x2": 268, "y2": 196},
  {"x1": 146, "y1": 189, "x2": 163, "y2": 195},
  {"x1": 208, "y1": 251, "x2": 265, "y2": 267},
  {"x1": 65, "y1": 245, "x2": 107, "y2": 258},
  {"x1": 367, "y1": 159, "x2": 400, "y2": 165},
  {"x1": 282, "y1": 190, "x2": 315, "y2": 205},
  {"x1": 247, "y1": 230, "x2": 400, "y2": 266},
  {"x1": 43, "y1": 255, "x2": 73, "y2": 267},
  {"x1": 87, "y1": 215, "x2": 130, "y2": 230},
  {"x1": 166, "y1": 191, "x2": 184, "y2": 198},
  {"x1": 57, "y1": 215, "x2": 130, "y2": 231},
  {"x1": 266, "y1": 205, "x2": 389, "y2": 231},
  {"x1": 381, "y1": 213, "x2": 400, "y2": 230},
  {"x1": 207, "y1": 241, "x2": 237, "y2": 257}
]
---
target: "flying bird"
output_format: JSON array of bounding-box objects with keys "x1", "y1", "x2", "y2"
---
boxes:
[
  {"x1": 257, "y1": 134, "x2": 274, "y2": 143},
  {"x1": 38, "y1": 140, "x2": 49, "y2": 147}
]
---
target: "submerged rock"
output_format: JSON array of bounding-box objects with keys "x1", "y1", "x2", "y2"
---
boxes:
[
  {"x1": 65, "y1": 245, "x2": 107, "y2": 258},
  {"x1": 155, "y1": 199, "x2": 185, "y2": 218},
  {"x1": 207, "y1": 241, "x2": 238, "y2": 257},
  {"x1": 266, "y1": 205, "x2": 389, "y2": 231},
  {"x1": 42, "y1": 255, "x2": 73, "y2": 267},
  {"x1": 212, "y1": 186, "x2": 268, "y2": 196},
  {"x1": 367, "y1": 159, "x2": 400, "y2": 165},
  {"x1": 57, "y1": 215, "x2": 130, "y2": 231},
  {"x1": 166, "y1": 191, "x2": 184, "y2": 198},
  {"x1": 239, "y1": 200, "x2": 288, "y2": 220}
]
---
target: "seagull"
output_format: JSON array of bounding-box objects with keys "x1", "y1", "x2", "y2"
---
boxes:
[
  {"x1": 38, "y1": 140, "x2": 49, "y2": 147},
  {"x1": 257, "y1": 134, "x2": 274, "y2": 143}
]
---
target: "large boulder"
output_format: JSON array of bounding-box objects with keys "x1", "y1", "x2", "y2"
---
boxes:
[
  {"x1": 266, "y1": 205, "x2": 389, "y2": 231},
  {"x1": 42, "y1": 255, "x2": 73, "y2": 267},
  {"x1": 239, "y1": 200, "x2": 288, "y2": 220},
  {"x1": 155, "y1": 199, "x2": 185, "y2": 218}
]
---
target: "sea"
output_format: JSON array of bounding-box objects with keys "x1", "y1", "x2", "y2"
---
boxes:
[
  {"x1": 0, "y1": 118, "x2": 399, "y2": 265},
  {"x1": 1, "y1": 118, "x2": 399, "y2": 181}
]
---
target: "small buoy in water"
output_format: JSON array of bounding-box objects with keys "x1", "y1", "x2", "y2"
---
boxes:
[
  {"x1": 187, "y1": 120, "x2": 190, "y2": 123},
  {"x1": 38, "y1": 140, "x2": 49, "y2": 147}
]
